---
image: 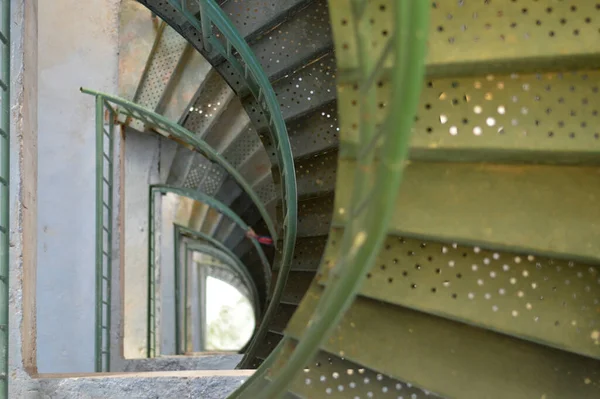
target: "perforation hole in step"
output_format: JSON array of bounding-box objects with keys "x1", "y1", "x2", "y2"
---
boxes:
[
  {"x1": 414, "y1": 70, "x2": 600, "y2": 147},
  {"x1": 246, "y1": 54, "x2": 338, "y2": 129},
  {"x1": 296, "y1": 151, "x2": 338, "y2": 196},
  {"x1": 320, "y1": 230, "x2": 600, "y2": 357},
  {"x1": 295, "y1": 195, "x2": 334, "y2": 237},
  {"x1": 184, "y1": 72, "x2": 233, "y2": 135},
  {"x1": 250, "y1": 0, "x2": 332, "y2": 76},
  {"x1": 136, "y1": 27, "x2": 188, "y2": 110},
  {"x1": 197, "y1": 163, "x2": 226, "y2": 196},
  {"x1": 291, "y1": 236, "x2": 328, "y2": 271},
  {"x1": 430, "y1": 1, "x2": 600, "y2": 60},
  {"x1": 182, "y1": 155, "x2": 212, "y2": 189},
  {"x1": 298, "y1": 349, "x2": 441, "y2": 399},
  {"x1": 222, "y1": 125, "x2": 263, "y2": 169},
  {"x1": 254, "y1": 175, "x2": 277, "y2": 205}
]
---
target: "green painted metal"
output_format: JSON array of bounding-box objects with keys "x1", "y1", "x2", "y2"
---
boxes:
[
  {"x1": 173, "y1": 223, "x2": 260, "y2": 355},
  {"x1": 184, "y1": 242, "x2": 259, "y2": 353},
  {"x1": 0, "y1": 0, "x2": 8, "y2": 395},
  {"x1": 146, "y1": 185, "x2": 270, "y2": 356},
  {"x1": 232, "y1": 0, "x2": 429, "y2": 396},
  {"x1": 320, "y1": 228, "x2": 600, "y2": 360},
  {"x1": 287, "y1": 284, "x2": 600, "y2": 399},
  {"x1": 92, "y1": 96, "x2": 117, "y2": 372},
  {"x1": 333, "y1": 161, "x2": 600, "y2": 263},
  {"x1": 173, "y1": 226, "x2": 182, "y2": 354},
  {"x1": 80, "y1": 88, "x2": 277, "y2": 244},
  {"x1": 277, "y1": 338, "x2": 440, "y2": 399},
  {"x1": 166, "y1": 0, "x2": 298, "y2": 369}
]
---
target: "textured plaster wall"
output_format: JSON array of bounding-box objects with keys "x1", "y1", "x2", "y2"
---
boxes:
[{"x1": 36, "y1": 0, "x2": 121, "y2": 373}]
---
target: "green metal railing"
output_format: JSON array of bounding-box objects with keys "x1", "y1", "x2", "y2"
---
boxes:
[
  {"x1": 174, "y1": 224, "x2": 259, "y2": 354},
  {"x1": 184, "y1": 242, "x2": 255, "y2": 351},
  {"x1": 166, "y1": 0, "x2": 298, "y2": 367},
  {"x1": 80, "y1": 89, "x2": 276, "y2": 361},
  {"x1": 147, "y1": 184, "x2": 270, "y2": 356},
  {"x1": 81, "y1": 89, "x2": 277, "y2": 243},
  {"x1": 0, "y1": 0, "x2": 9, "y2": 396},
  {"x1": 232, "y1": 0, "x2": 430, "y2": 396},
  {"x1": 90, "y1": 95, "x2": 118, "y2": 373}
]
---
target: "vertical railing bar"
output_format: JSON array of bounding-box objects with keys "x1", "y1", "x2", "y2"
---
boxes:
[
  {"x1": 183, "y1": 241, "x2": 189, "y2": 353},
  {"x1": 105, "y1": 111, "x2": 115, "y2": 372},
  {"x1": 199, "y1": 1, "x2": 213, "y2": 53},
  {"x1": 147, "y1": 186, "x2": 155, "y2": 357},
  {"x1": 0, "y1": 1, "x2": 9, "y2": 395},
  {"x1": 94, "y1": 96, "x2": 104, "y2": 372},
  {"x1": 174, "y1": 229, "x2": 181, "y2": 355}
]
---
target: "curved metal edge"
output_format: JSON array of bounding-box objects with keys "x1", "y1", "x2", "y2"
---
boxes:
[
  {"x1": 147, "y1": 185, "x2": 271, "y2": 356},
  {"x1": 175, "y1": 224, "x2": 260, "y2": 315},
  {"x1": 190, "y1": 0, "x2": 299, "y2": 370},
  {"x1": 151, "y1": 184, "x2": 271, "y2": 283},
  {"x1": 79, "y1": 88, "x2": 278, "y2": 244},
  {"x1": 232, "y1": 0, "x2": 431, "y2": 396}
]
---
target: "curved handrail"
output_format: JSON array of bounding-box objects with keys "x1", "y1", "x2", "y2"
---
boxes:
[
  {"x1": 80, "y1": 88, "x2": 278, "y2": 243},
  {"x1": 174, "y1": 224, "x2": 260, "y2": 355},
  {"x1": 232, "y1": 0, "x2": 430, "y2": 396},
  {"x1": 0, "y1": 0, "x2": 9, "y2": 395},
  {"x1": 187, "y1": 242, "x2": 260, "y2": 334},
  {"x1": 164, "y1": 0, "x2": 298, "y2": 368},
  {"x1": 147, "y1": 184, "x2": 271, "y2": 356},
  {"x1": 176, "y1": 224, "x2": 259, "y2": 311}
]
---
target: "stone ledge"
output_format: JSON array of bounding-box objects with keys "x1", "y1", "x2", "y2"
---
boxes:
[
  {"x1": 120, "y1": 354, "x2": 242, "y2": 372},
  {"x1": 35, "y1": 370, "x2": 253, "y2": 399}
]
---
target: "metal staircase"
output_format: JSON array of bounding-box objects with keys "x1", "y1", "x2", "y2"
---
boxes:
[{"x1": 59, "y1": 0, "x2": 600, "y2": 397}]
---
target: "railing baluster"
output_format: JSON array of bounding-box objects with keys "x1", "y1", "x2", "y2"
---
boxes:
[{"x1": 199, "y1": 1, "x2": 213, "y2": 53}]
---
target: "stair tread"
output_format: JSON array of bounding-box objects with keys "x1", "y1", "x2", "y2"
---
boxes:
[
  {"x1": 408, "y1": 69, "x2": 600, "y2": 163},
  {"x1": 291, "y1": 150, "x2": 337, "y2": 199},
  {"x1": 286, "y1": 284, "x2": 600, "y2": 399},
  {"x1": 335, "y1": 160, "x2": 600, "y2": 262},
  {"x1": 275, "y1": 338, "x2": 441, "y2": 399},
  {"x1": 244, "y1": 53, "x2": 337, "y2": 133},
  {"x1": 216, "y1": 0, "x2": 332, "y2": 93},
  {"x1": 333, "y1": 0, "x2": 600, "y2": 79},
  {"x1": 291, "y1": 193, "x2": 334, "y2": 238},
  {"x1": 130, "y1": 25, "x2": 188, "y2": 131},
  {"x1": 319, "y1": 228, "x2": 600, "y2": 359},
  {"x1": 269, "y1": 303, "x2": 297, "y2": 334},
  {"x1": 183, "y1": 69, "x2": 235, "y2": 138},
  {"x1": 274, "y1": 235, "x2": 327, "y2": 272},
  {"x1": 278, "y1": 270, "x2": 313, "y2": 305},
  {"x1": 255, "y1": 331, "x2": 283, "y2": 360}
]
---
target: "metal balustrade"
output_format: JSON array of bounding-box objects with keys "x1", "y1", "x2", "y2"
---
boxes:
[
  {"x1": 81, "y1": 89, "x2": 274, "y2": 365},
  {"x1": 165, "y1": 0, "x2": 298, "y2": 367},
  {"x1": 0, "y1": 1, "x2": 9, "y2": 396},
  {"x1": 232, "y1": 0, "x2": 430, "y2": 396},
  {"x1": 147, "y1": 185, "x2": 270, "y2": 357},
  {"x1": 174, "y1": 224, "x2": 259, "y2": 355}
]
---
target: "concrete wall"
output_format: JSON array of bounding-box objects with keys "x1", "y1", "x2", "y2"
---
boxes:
[
  {"x1": 36, "y1": 0, "x2": 120, "y2": 373},
  {"x1": 123, "y1": 128, "x2": 159, "y2": 359}
]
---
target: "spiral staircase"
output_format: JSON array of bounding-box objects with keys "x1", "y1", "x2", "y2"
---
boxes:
[
  {"x1": 3, "y1": 0, "x2": 600, "y2": 398},
  {"x1": 114, "y1": 0, "x2": 600, "y2": 397}
]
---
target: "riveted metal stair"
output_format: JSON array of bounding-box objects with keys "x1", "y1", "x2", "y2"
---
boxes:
[{"x1": 126, "y1": 0, "x2": 600, "y2": 398}]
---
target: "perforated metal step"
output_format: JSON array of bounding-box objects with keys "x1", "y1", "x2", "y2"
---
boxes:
[
  {"x1": 287, "y1": 283, "x2": 600, "y2": 399},
  {"x1": 215, "y1": 0, "x2": 333, "y2": 93},
  {"x1": 277, "y1": 339, "x2": 443, "y2": 399},
  {"x1": 319, "y1": 228, "x2": 600, "y2": 360},
  {"x1": 273, "y1": 235, "x2": 327, "y2": 272},
  {"x1": 130, "y1": 24, "x2": 189, "y2": 131},
  {"x1": 334, "y1": 160, "x2": 600, "y2": 262}
]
